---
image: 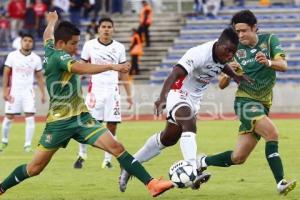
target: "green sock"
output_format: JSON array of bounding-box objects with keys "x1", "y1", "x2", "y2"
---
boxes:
[
  {"x1": 1, "y1": 164, "x2": 30, "y2": 192},
  {"x1": 265, "y1": 141, "x2": 284, "y2": 183},
  {"x1": 117, "y1": 151, "x2": 152, "y2": 185},
  {"x1": 206, "y1": 151, "x2": 234, "y2": 167}
]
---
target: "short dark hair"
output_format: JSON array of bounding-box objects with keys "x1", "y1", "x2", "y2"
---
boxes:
[
  {"x1": 98, "y1": 17, "x2": 114, "y2": 27},
  {"x1": 218, "y1": 27, "x2": 239, "y2": 47},
  {"x1": 21, "y1": 33, "x2": 34, "y2": 40},
  {"x1": 231, "y1": 10, "x2": 257, "y2": 26},
  {"x1": 54, "y1": 21, "x2": 80, "y2": 44}
]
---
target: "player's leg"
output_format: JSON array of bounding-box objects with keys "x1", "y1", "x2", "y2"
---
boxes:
[
  {"x1": 74, "y1": 143, "x2": 88, "y2": 169},
  {"x1": 254, "y1": 116, "x2": 296, "y2": 195},
  {"x1": 102, "y1": 122, "x2": 117, "y2": 168},
  {"x1": 0, "y1": 149, "x2": 57, "y2": 195},
  {"x1": 23, "y1": 91, "x2": 36, "y2": 152},
  {"x1": 24, "y1": 113, "x2": 35, "y2": 152},
  {"x1": 0, "y1": 114, "x2": 14, "y2": 151}
]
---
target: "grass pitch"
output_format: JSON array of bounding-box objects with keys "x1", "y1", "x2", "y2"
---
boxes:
[{"x1": 0, "y1": 119, "x2": 299, "y2": 200}]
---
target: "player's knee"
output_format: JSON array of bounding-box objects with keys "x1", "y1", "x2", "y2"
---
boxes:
[
  {"x1": 27, "y1": 164, "x2": 43, "y2": 176},
  {"x1": 264, "y1": 129, "x2": 279, "y2": 141},
  {"x1": 109, "y1": 141, "x2": 125, "y2": 156},
  {"x1": 232, "y1": 154, "x2": 247, "y2": 165}
]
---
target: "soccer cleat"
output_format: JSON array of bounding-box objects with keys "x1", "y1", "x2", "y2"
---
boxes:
[
  {"x1": 0, "y1": 143, "x2": 8, "y2": 152},
  {"x1": 147, "y1": 178, "x2": 174, "y2": 197},
  {"x1": 101, "y1": 161, "x2": 113, "y2": 169},
  {"x1": 277, "y1": 179, "x2": 296, "y2": 196},
  {"x1": 0, "y1": 183, "x2": 5, "y2": 195},
  {"x1": 119, "y1": 168, "x2": 131, "y2": 192},
  {"x1": 24, "y1": 145, "x2": 32, "y2": 153},
  {"x1": 197, "y1": 154, "x2": 208, "y2": 172},
  {"x1": 73, "y1": 156, "x2": 85, "y2": 169},
  {"x1": 191, "y1": 171, "x2": 211, "y2": 190}
]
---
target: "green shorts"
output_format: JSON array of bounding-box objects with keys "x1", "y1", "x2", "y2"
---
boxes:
[
  {"x1": 38, "y1": 112, "x2": 108, "y2": 150},
  {"x1": 234, "y1": 97, "x2": 269, "y2": 140}
]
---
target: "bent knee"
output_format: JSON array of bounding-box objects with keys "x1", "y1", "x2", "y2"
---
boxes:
[
  {"x1": 231, "y1": 155, "x2": 247, "y2": 165},
  {"x1": 109, "y1": 141, "x2": 125, "y2": 156},
  {"x1": 27, "y1": 165, "x2": 43, "y2": 176}
]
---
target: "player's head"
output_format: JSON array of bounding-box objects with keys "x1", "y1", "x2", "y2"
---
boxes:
[
  {"x1": 21, "y1": 33, "x2": 34, "y2": 51},
  {"x1": 231, "y1": 10, "x2": 258, "y2": 46},
  {"x1": 98, "y1": 17, "x2": 114, "y2": 41},
  {"x1": 215, "y1": 27, "x2": 239, "y2": 64},
  {"x1": 54, "y1": 21, "x2": 80, "y2": 55}
]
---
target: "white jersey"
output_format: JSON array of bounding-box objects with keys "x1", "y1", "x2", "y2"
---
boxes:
[
  {"x1": 5, "y1": 50, "x2": 42, "y2": 91},
  {"x1": 81, "y1": 39, "x2": 126, "y2": 89},
  {"x1": 174, "y1": 40, "x2": 225, "y2": 103}
]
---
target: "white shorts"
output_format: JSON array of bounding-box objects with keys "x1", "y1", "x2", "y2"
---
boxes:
[
  {"x1": 5, "y1": 89, "x2": 36, "y2": 114},
  {"x1": 166, "y1": 89, "x2": 200, "y2": 125},
  {"x1": 85, "y1": 86, "x2": 121, "y2": 122}
]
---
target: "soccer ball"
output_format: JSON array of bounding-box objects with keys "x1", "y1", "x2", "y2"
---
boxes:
[{"x1": 168, "y1": 160, "x2": 197, "y2": 188}]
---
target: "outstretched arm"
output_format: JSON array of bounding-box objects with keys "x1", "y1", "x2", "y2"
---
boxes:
[{"x1": 43, "y1": 11, "x2": 58, "y2": 43}]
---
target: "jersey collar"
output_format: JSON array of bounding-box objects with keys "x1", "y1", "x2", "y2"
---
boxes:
[{"x1": 97, "y1": 38, "x2": 113, "y2": 46}]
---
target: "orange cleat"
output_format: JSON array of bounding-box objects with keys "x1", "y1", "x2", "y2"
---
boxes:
[{"x1": 147, "y1": 178, "x2": 174, "y2": 197}]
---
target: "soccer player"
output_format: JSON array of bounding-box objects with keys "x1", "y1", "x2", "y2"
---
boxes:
[
  {"x1": 119, "y1": 27, "x2": 252, "y2": 192},
  {"x1": 0, "y1": 33, "x2": 46, "y2": 153},
  {"x1": 0, "y1": 11, "x2": 174, "y2": 197},
  {"x1": 73, "y1": 17, "x2": 133, "y2": 169},
  {"x1": 197, "y1": 10, "x2": 296, "y2": 195}
]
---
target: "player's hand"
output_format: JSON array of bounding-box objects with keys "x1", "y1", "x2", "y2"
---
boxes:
[
  {"x1": 154, "y1": 98, "x2": 166, "y2": 116},
  {"x1": 46, "y1": 11, "x2": 58, "y2": 24},
  {"x1": 126, "y1": 96, "x2": 133, "y2": 109},
  {"x1": 228, "y1": 61, "x2": 240, "y2": 71},
  {"x1": 112, "y1": 62, "x2": 131, "y2": 73},
  {"x1": 255, "y1": 51, "x2": 269, "y2": 66},
  {"x1": 3, "y1": 89, "x2": 13, "y2": 102},
  {"x1": 233, "y1": 74, "x2": 254, "y2": 85}
]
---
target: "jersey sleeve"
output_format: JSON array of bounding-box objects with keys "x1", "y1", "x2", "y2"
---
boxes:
[
  {"x1": 119, "y1": 44, "x2": 127, "y2": 63},
  {"x1": 44, "y1": 39, "x2": 55, "y2": 57},
  {"x1": 35, "y1": 56, "x2": 43, "y2": 71},
  {"x1": 4, "y1": 52, "x2": 13, "y2": 68},
  {"x1": 57, "y1": 52, "x2": 77, "y2": 72},
  {"x1": 177, "y1": 47, "x2": 203, "y2": 74},
  {"x1": 269, "y1": 34, "x2": 285, "y2": 60},
  {"x1": 81, "y1": 42, "x2": 90, "y2": 61}
]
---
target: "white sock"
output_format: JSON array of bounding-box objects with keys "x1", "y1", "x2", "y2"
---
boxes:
[
  {"x1": 79, "y1": 143, "x2": 88, "y2": 159},
  {"x1": 103, "y1": 136, "x2": 117, "y2": 163},
  {"x1": 24, "y1": 116, "x2": 35, "y2": 147},
  {"x1": 134, "y1": 132, "x2": 165, "y2": 163},
  {"x1": 180, "y1": 132, "x2": 197, "y2": 170},
  {"x1": 1, "y1": 117, "x2": 12, "y2": 143}
]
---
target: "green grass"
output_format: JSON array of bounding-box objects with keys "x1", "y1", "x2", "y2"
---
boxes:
[{"x1": 0, "y1": 120, "x2": 299, "y2": 200}]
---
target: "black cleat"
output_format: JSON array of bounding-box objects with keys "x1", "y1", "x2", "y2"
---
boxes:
[{"x1": 73, "y1": 156, "x2": 85, "y2": 169}]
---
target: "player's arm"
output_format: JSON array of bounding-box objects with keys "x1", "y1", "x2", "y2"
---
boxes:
[
  {"x1": 43, "y1": 11, "x2": 58, "y2": 43},
  {"x1": 2, "y1": 66, "x2": 12, "y2": 101},
  {"x1": 35, "y1": 70, "x2": 46, "y2": 103},
  {"x1": 120, "y1": 71, "x2": 133, "y2": 109},
  {"x1": 222, "y1": 64, "x2": 253, "y2": 85},
  {"x1": 255, "y1": 51, "x2": 287, "y2": 72},
  {"x1": 70, "y1": 61, "x2": 131, "y2": 75},
  {"x1": 218, "y1": 73, "x2": 231, "y2": 90},
  {"x1": 155, "y1": 65, "x2": 187, "y2": 116}
]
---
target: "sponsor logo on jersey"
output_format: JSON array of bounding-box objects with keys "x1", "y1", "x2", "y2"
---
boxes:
[
  {"x1": 236, "y1": 49, "x2": 246, "y2": 58},
  {"x1": 250, "y1": 49, "x2": 257, "y2": 53},
  {"x1": 60, "y1": 54, "x2": 71, "y2": 61}
]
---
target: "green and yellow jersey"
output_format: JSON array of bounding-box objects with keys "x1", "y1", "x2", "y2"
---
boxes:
[
  {"x1": 43, "y1": 39, "x2": 88, "y2": 123},
  {"x1": 234, "y1": 33, "x2": 285, "y2": 108}
]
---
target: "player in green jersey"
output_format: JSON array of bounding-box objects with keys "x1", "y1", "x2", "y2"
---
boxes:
[
  {"x1": 197, "y1": 10, "x2": 296, "y2": 195},
  {"x1": 0, "y1": 11, "x2": 174, "y2": 197}
]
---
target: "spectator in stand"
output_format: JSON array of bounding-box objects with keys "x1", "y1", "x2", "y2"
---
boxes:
[
  {"x1": 51, "y1": 0, "x2": 69, "y2": 19},
  {"x1": 33, "y1": 0, "x2": 47, "y2": 38},
  {"x1": 83, "y1": 0, "x2": 95, "y2": 20},
  {"x1": 0, "y1": 13, "x2": 10, "y2": 48},
  {"x1": 69, "y1": 0, "x2": 84, "y2": 25},
  {"x1": 85, "y1": 18, "x2": 98, "y2": 41},
  {"x1": 7, "y1": 0, "x2": 26, "y2": 39},
  {"x1": 138, "y1": 0, "x2": 152, "y2": 47},
  {"x1": 129, "y1": 28, "x2": 143, "y2": 75},
  {"x1": 24, "y1": 2, "x2": 36, "y2": 37},
  {"x1": 259, "y1": 0, "x2": 270, "y2": 6},
  {"x1": 234, "y1": 0, "x2": 245, "y2": 7},
  {"x1": 194, "y1": 0, "x2": 202, "y2": 15},
  {"x1": 111, "y1": 0, "x2": 123, "y2": 14},
  {"x1": 203, "y1": 0, "x2": 221, "y2": 18}
]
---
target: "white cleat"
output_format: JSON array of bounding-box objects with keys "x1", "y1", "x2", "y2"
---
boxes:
[
  {"x1": 197, "y1": 154, "x2": 208, "y2": 172},
  {"x1": 277, "y1": 179, "x2": 296, "y2": 196},
  {"x1": 119, "y1": 168, "x2": 131, "y2": 192}
]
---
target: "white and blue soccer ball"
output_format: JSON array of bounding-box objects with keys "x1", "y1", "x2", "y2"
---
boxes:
[{"x1": 169, "y1": 160, "x2": 197, "y2": 188}]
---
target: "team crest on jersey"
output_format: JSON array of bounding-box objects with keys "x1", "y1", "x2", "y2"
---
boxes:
[{"x1": 236, "y1": 49, "x2": 246, "y2": 59}]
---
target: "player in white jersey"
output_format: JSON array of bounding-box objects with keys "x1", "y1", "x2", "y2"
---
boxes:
[
  {"x1": 119, "y1": 27, "x2": 253, "y2": 192},
  {"x1": 1, "y1": 33, "x2": 46, "y2": 152},
  {"x1": 73, "y1": 17, "x2": 133, "y2": 169}
]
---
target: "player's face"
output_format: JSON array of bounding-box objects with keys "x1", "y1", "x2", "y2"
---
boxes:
[
  {"x1": 63, "y1": 35, "x2": 80, "y2": 56},
  {"x1": 21, "y1": 37, "x2": 34, "y2": 51},
  {"x1": 98, "y1": 21, "x2": 114, "y2": 41},
  {"x1": 216, "y1": 41, "x2": 237, "y2": 64},
  {"x1": 234, "y1": 23, "x2": 257, "y2": 46}
]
